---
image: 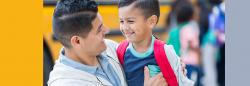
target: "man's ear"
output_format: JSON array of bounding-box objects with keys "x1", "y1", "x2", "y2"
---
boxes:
[
  {"x1": 70, "y1": 36, "x2": 82, "y2": 48},
  {"x1": 147, "y1": 15, "x2": 158, "y2": 29}
]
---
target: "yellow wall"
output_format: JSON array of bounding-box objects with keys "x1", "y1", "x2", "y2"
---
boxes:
[{"x1": 0, "y1": 0, "x2": 42, "y2": 85}]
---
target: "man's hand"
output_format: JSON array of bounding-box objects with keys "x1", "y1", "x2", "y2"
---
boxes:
[
  {"x1": 180, "y1": 58, "x2": 187, "y2": 76},
  {"x1": 144, "y1": 66, "x2": 168, "y2": 86}
]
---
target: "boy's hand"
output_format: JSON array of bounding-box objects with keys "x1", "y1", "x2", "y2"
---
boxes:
[{"x1": 144, "y1": 66, "x2": 168, "y2": 86}]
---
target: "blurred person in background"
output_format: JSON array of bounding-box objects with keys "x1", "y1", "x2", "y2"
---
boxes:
[
  {"x1": 166, "y1": 0, "x2": 202, "y2": 85},
  {"x1": 207, "y1": 0, "x2": 225, "y2": 85},
  {"x1": 165, "y1": 0, "x2": 180, "y2": 32},
  {"x1": 195, "y1": 0, "x2": 218, "y2": 86},
  {"x1": 165, "y1": 0, "x2": 225, "y2": 86}
]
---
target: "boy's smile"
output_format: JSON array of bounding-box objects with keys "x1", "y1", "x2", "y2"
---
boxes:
[{"x1": 124, "y1": 30, "x2": 135, "y2": 38}]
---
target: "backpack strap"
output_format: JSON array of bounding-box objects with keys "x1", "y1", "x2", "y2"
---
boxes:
[
  {"x1": 116, "y1": 40, "x2": 129, "y2": 66},
  {"x1": 154, "y1": 39, "x2": 178, "y2": 86}
]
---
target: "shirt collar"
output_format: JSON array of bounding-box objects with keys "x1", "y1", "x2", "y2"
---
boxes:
[
  {"x1": 128, "y1": 35, "x2": 155, "y2": 58},
  {"x1": 59, "y1": 48, "x2": 101, "y2": 74}
]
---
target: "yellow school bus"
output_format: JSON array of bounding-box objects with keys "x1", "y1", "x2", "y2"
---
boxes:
[{"x1": 43, "y1": 0, "x2": 172, "y2": 85}]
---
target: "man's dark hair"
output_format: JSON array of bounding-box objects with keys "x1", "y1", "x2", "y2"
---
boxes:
[
  {"x1": 53, "y1": 0, "x2": 98, "y2": 48},
  {"x1": 118, "y1": 0, "x2": 160, "y2": 23},
  {"x1": 175, "y1": 0, "x2": 194, "y2": 24}
]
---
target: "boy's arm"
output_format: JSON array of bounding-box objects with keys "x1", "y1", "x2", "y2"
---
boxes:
[{"x1": 164, "y1": 44, "x2": 194, "y2": 86}]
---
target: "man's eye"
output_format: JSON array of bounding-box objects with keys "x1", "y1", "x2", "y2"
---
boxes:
[
  {"x1": 128, "y1": 21, "x2": 134, "y2": 23},
  {"x1": 97, "y1": 27, "x2": 102, "y2": 34},
  {"x1": 98, "y1": 28, "x2": 101, "y2": 33},
  {"x1": 97, "y1": 24, "x2": 103, "y2": 34},
  {"x1": 98, "y1": 27, "x2": 102, "y2": 33},
  {"x1": 120, "y1": 20, "x2": 124, "y2": 23}
]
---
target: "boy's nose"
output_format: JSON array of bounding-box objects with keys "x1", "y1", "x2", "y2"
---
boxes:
[{"x1": 121, "y1": 24, "x2": 129, "y2": 31}]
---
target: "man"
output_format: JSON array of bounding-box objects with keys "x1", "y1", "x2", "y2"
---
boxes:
[{"x1": 47, "y1": 0, "x2": 168, "y2": 86}]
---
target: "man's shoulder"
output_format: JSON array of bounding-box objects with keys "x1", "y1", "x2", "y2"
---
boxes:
[
  {"x1": 102, "y1": 39, "x2": 119, "y2": 60},
  {"x1": 48, "y1": 62, "x2": 97, "y2": 86},
  {"x1": 104, "y1": 39, "x2": 118, "y2": 48}
]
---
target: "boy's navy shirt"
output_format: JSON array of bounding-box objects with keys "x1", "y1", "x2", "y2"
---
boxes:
[{"x1": 123, "y1": 36, "x2": 160, "y2": 86}]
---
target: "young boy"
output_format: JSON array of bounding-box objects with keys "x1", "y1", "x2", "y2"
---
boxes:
[{"x1": 117, "y1": 0, "x2": 193, "y2": 86}]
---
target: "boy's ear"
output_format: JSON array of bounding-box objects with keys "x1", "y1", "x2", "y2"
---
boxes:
[
  {"x1": 70, "y1": 36, "x2": 83, "y2": 48},
  {"x1": 147, "y1": 15, "x2": 158, "y2": 29}
]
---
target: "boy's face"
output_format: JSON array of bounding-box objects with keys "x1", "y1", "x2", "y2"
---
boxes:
[{"x1": 119, "y1": 5, "x2": 153, "y2": 43}]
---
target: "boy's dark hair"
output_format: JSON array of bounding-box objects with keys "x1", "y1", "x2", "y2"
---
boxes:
[
  {"x1": 118, "y1": 0, "x2": 160, "y2": 23},
  {"x1": 175, "y1": 0, "x2": 194, "y2": 24},
  {"x1": 53, "y1": 0, "x2": 98, "y2": 48}
]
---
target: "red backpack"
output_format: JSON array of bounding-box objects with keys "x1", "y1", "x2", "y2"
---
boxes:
[{"x1": 116, "y1": 39, "x2": 178, "y2": 86}]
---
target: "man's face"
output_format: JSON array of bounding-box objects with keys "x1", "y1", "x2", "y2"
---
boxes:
[
  {"x1": 119, "y1": 5, "x2": 152, "y2": 43},
  {"x1": 79, "y1": 13, "x2": 108, "y2": 56}
]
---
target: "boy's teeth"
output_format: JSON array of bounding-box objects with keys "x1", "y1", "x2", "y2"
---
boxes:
[{"x1": 125, "y1": 32, "x2": 134, "y2": 36}]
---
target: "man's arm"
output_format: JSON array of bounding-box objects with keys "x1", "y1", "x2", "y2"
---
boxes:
[{"x1": 164, "y1": 44, "x2": 194, "y2": 86}]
